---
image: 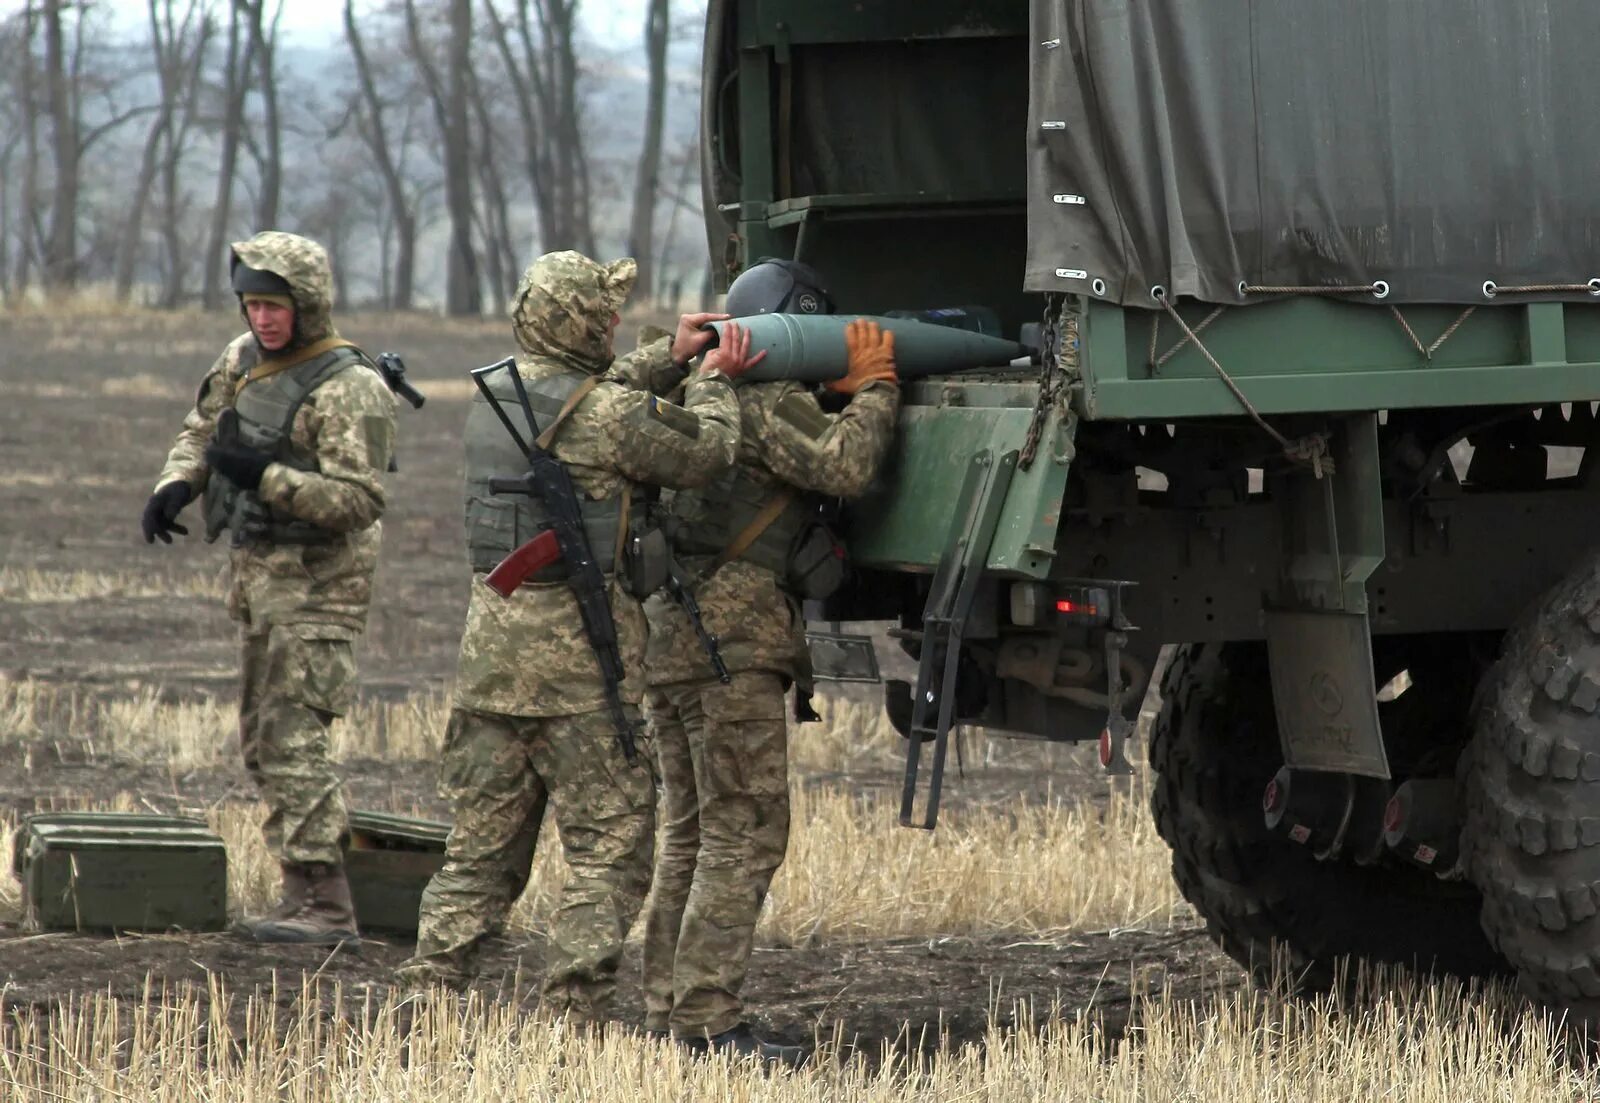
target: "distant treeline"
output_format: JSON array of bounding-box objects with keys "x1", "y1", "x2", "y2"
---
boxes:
[{"x1": 0, "y1": 0, "x2": 708, "y2": 313}]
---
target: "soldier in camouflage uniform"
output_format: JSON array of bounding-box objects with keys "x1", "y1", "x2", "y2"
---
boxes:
[
  {"x1": 640, "y1": 259, "x2": 900, "y2": 1060},
  {"x1": 397, "y1": 251, "x2": 759, "y2": 1024},
  {"x1": 141, "y1": 231, "x2": 396, "y2": 945}
]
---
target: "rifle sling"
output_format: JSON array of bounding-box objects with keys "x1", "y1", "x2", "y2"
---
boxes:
[
  {"x1": 614, "y1": 484, "x2": 631, "y2": 575},
  {"x1": 714, "y1": 489, "x2": 795, "y2": 572},
  {"x1": 535, "y1": 374, "x2": 601, "y2": 451}
]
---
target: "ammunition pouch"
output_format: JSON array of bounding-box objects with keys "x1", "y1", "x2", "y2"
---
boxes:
[
  {"x1": 203, "y1": 347, "x2": 361, "y2": 547},
  {"x1": 621, "y1": 509, "x2": 671, "y2": 598},
  {"x1": 786, "y1": 519, "x2": 849, "y2": 601}
]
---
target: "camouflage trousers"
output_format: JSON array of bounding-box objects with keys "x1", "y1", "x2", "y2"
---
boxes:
[
  {"x1": 640, "y1": 671, "x2": 790, "y2": 1038},
  {"x1": 402, "y1": 706, "x2": 656, "y2": 1023},
  {"x1": 238, "y1": 625, "x2": 355, "y2": 866}
]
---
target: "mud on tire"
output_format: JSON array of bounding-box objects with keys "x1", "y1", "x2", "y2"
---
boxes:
[
  {"x1": 1150, "y1": 641, "x2": 1504, "y2": 991},
  {"x1": 1462, "y1": 551, "x2": 1600, "y2": 1017}
]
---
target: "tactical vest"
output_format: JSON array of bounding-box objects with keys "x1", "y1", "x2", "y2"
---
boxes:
[
  {"x1": 203, "y1": 346, "x2": 363, "y2": 546},
  {"x1": 463, "y1": 369, "x2": 622, "y2": 579},
  {"x1": 663, "y1": 465, "x2": 812, "y2": 576}
]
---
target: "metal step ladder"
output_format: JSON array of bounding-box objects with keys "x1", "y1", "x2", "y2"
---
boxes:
[{"x1": 899, "y1": 448, "x2": 1018, "y2": 829}]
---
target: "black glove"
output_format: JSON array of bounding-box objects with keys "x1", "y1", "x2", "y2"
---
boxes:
[
  {"x1": 141, "y1": 481, "x2": 193, "y2": 544},
  {"x1": 205, "y1": 438, "x2": 273, "y2": 491}
]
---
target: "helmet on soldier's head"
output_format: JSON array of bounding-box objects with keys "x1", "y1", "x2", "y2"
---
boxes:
[{"x1": 724, "y1": 257, "x2": 833, "y2": 317}]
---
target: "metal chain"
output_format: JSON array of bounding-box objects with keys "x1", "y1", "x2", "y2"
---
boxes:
[{"x1": 1020, "y1": 294, "x2": 1067, "y2": 470}]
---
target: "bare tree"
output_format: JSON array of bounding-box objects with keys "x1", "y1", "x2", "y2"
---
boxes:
[
  {"x1": 627, "y1": 0, "x2": 669, "y2": 294},
  {"x1": 405, "y1": 0, "x2": 482, "y2": 315},
  {"x1": 467, "y1": 63, "x2": 519, "y2": 308},
  {"x1": 251, "y1": 0, "x2": 284, "y2": 228},
  {"x1": 41, "y1": 0, "x2": 81, "y2": 292},
  {"x1": 201, "y1": 0, "x2": 261, "y2": 308},
  {"x1": 344, "y1": 0, "x2": 417, "y2": 309},
  {"x1": 482, "y1": 0, "x2": 593, "y2": 255},
  {"x1": 157, "y1": 5, "x2": 214, "y2": 307},
  {"x1": 11, "y1": 4, "x2": 42, "y2": 297},
  {"x1": 115, "y1": 0, "x2": 214, "y2": 303}
]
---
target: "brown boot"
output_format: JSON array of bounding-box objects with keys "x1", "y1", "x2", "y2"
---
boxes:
[
  {"x1": 248, "y1": 861, "x2": 360, "y2": 945},
  {"x1": 236, "y1": 862, "x2": 312, "y2": 938}
]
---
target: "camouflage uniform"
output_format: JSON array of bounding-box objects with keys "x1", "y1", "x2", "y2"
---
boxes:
[
  {"x1": 400, "y1": 252, "x2": 743, "y2": 1023},
  {"x1": 152, "y1": 232, "x2": 394, "y2": 868},
  {"x1": 640, "y1": 378, "x2": 898, "y2": 1039}
]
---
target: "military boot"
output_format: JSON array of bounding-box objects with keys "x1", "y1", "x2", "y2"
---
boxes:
[
  {"x1": 688, "y1": 1023, "x2": 807, "y2": 1067},
  {"x1": 236, "y1": 862, "x2": 312, "y2": 938},
  {"x1": 247, "y1": 861, "x2": 360, "y2": 945}
]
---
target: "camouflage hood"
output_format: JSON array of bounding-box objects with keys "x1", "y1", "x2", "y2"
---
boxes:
[
  {"x1": 510, "y1": 251, "x2": 637, "y2": 374},
  {"x1": 231, "y1": 231, "x2": 338, "y2": 348}
]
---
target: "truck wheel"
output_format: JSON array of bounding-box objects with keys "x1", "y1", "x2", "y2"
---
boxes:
[
  {"x1": 1462, "y1": 553, "x2": 1600, "y2": 1018},
  {"x1": 1150, "y1": 640, "x2": 1505, "y2": 990}
]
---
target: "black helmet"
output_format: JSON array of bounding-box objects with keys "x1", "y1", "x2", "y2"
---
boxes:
[{"x1": 724, "y1": 257, "x2": 833, "y2": 317}]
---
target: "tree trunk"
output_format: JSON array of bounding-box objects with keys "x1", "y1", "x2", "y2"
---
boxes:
[
  {"x1": 252, "y1": 0, "x2": 282, "y2": 228},
  {"x1": 14, "y1": 4, "x2": 41, "y2": 297},
  {"x1": 345, "y1": 0, "x2": 414, "y2": 310},
  {"x1": 42, "y1": 0, "x2": 79, "y2": 293},
  {"x1": 627, "y1": 0, "x2": 669, "y2": 293},
  {"x1": 116, "y1": 0, "x2": 186, "y2": 304},
  {"x1": 444, "y1": 0, "x2": 481, "y2": 314},
  {"x1": 485, "y1": 0, "x2": 556, "y2": 252},
  {"x1": 202, "y1": 0, "x2": 258, "y2": 309},
  {"x1": 406, "y1": 0, "x2": 481, "y2": 315},
  {"x1": 467, "y1": 65, "x2": 515, "y2": 310},
  {"x1": 161, "y1": 3, "x2": 214, "y2": 307}
]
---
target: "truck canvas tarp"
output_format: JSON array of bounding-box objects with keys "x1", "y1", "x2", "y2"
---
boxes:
[{"x1": 1027, "y1": 0, "x2": 1600, "y2": 306}]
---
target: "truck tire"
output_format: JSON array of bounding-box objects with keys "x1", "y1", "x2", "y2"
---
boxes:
[
  {"x1": 1150, "y1": 640, "x2": 1504, "y2": 990},
  {"x1": 1462, "y1": 551, "x2": 1600, "y2": 1018}
]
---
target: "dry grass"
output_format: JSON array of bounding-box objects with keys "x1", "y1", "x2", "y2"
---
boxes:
[
  {"x1": 0, "y1": 566, "x2": 224, "y2": 602},
  {"x1": 0, "y1": 973, "x2": 1593, "y2": 1101},
  {"x1": 0, "y1": 677, "x2": 447, "y2": 766},
  {"x1": 197, "y1": 776, "x2": 1180, "y2": 942}
]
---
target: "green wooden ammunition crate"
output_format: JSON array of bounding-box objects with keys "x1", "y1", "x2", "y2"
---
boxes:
[
  {"x1": 344, "y1": 811, "x2": 451, "y2": 935},
  {"x1": 16, "y1": 812, "x2": 228, "y2": 933}
]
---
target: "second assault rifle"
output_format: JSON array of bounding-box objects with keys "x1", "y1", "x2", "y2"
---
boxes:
[{"x1": 469, "y1": 356, "x2": 639, "y2": 763}]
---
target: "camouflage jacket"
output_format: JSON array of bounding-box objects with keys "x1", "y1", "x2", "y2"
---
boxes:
[
  {"x1": 643, "y1": 378, "x2": 898, "y2": 686},
  {"x1": 153, "y1": 231, "x2": 395, "y2": 636},
  {"x1": 453, "y1": 251, "x2": 743, "y2": 718}
]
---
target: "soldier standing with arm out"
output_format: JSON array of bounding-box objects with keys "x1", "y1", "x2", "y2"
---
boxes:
[
  {"x1": 140, "y1": 231, "x2": 397, "y2": 945},
  {"x1": 396, "y1": 251, "x2": 760, "y2": 1027},
  {"x1": 639, "y1": 260, "x2": 900, "y2": 1061}
]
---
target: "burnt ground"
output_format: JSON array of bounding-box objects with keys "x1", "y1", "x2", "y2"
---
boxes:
[{"x1": 0, "y1": 309, "x2": 1241, "y2": 1052}]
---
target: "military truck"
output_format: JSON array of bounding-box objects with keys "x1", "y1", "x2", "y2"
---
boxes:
[{"x1": 700, "y1": 0, "x2": 1600, "y2": 1015}]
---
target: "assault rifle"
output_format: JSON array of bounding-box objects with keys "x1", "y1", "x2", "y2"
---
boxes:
[
  {"x1": 665, "y1": 558, "x2": 731, "y2": 684},
  {"x1": 469, "y1": 357, "x2": 639, "y2": 763},
  {"x1": 374, "y1": 352, "x2": 426, "y2": 408}
]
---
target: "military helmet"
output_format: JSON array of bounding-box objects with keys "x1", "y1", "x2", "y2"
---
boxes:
[
  {"x1": 230, "y1": 258, "x2": 294, "y2": 298},
  {"x1": 725, "y1": 257, "x2": 833, "y2": 317}
]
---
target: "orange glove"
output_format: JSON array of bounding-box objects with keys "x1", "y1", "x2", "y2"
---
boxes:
[{"x1": 828, "y1": 319, "x2": 899, "y2": 395}]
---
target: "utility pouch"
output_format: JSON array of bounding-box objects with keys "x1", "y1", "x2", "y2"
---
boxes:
[
  {"x1": 622, "y1": 518, "x2": 671, "y2": 598},
  {"x1": 787, "y1": 521, "x2": 849, "y2": 601}
]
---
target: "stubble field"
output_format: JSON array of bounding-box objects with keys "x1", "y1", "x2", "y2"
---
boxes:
[{"x1": 0, "y1": 308, "x2": 1595, "y2": 1099}]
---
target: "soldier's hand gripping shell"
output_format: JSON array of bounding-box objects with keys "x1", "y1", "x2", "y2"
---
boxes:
[
  {"x1": 699, "y1": 319, "x2": 768, "y2": 381},
  {"x1": 829, "y1": 318, "x2": 899, "y2": 395},
  {"x1": 672, "y1": 311, "x2": 731, "y2": 366},
  {"x1": 141, "y1": 480, "x2": 193, "y2": 544}
]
